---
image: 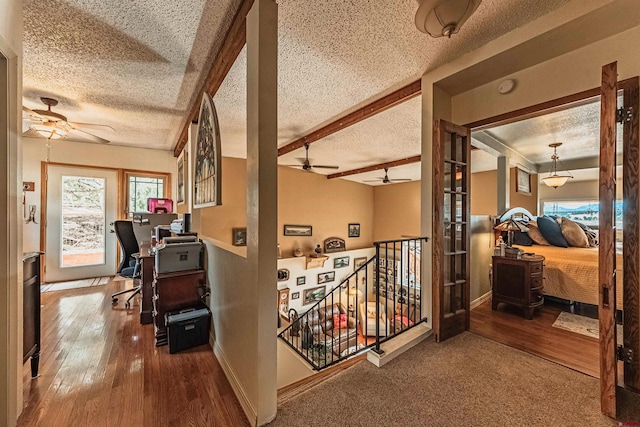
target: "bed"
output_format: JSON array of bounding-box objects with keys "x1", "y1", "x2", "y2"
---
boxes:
[{"x1": 499, "y1": 207, "x2": 623, "y2": 310}]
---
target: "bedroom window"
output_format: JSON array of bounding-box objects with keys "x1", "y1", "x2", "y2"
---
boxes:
[{"x1": 542, "y1": 200, "x2": 623, "y2": 229}]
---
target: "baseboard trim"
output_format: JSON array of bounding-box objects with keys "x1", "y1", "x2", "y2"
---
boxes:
[
  {"x1": 213, "y1": 340, "x2": 258, "y2": 427},
  {"x1": 471, "y1": 291, "x2": 492, "y2": 310}
]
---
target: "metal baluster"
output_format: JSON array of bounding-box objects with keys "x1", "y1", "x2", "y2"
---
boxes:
[{"x1": 374, "y1": 242, "x2": 382, "y2": 354}]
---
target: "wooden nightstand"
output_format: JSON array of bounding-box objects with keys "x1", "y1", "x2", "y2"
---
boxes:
[{"x1": 492, "y1": 254, "x2": 545, "y2": 319}]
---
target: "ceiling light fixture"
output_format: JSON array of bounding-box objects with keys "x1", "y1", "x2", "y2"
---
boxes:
[
  {"x1": 30, "y1": 123, "x2": 67, "y2": 140},
  {"x1": 415, "y1": 0, "x2": 482, "y2": 38},
  {"x1": 541, "y1": 142, "x2": 573, "y2": 189}
]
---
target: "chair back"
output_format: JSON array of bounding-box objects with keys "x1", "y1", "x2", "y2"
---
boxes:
[{"x1": 114, "y1": 220, "x2": 140, "y2": 274}]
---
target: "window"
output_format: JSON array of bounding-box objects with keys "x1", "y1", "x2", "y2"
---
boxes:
[
  {"x1": 125, "y1": 173, "x2": 168, "y2": 216},
  {"x1": 542, "y1": 200, "x2": 623, "y2": 229}
]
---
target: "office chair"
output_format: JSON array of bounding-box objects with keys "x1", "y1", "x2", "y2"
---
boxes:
[{"x1": 111, "y1": 220, "x2": 141, "y2": 309}]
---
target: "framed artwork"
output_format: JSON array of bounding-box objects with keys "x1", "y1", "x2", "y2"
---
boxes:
[
  {"x1": 303, "y1": 286, "x2": 326, "y2": 305},
  {"x1": 296, "y1": 276, "x2": 306, "y2": 286},
  {"x1": 516, "y1": 167, "x2": 531, "y2": 195},
  {"x1": 232, "y1": 227, "x2": 247, "y2": 246},
  {"x1": 192, "y1": 92, "x2": 222, "y2": 208},
  {"x1": 333, "y1": 256, "x2": 349, "y2": 269},
  {"x1": 277, "y1": 269, "x2": 290, "y2": 282},
  {"x1": 278, "y1": 288, "x2": 290, "y2": 314},
  {"x1": 348, "y1": 223, "x2": 360, "y2": 238},
  {"x1": 354, "y1": 257, "x2": 367, "y2": 270},
  {"x1": 176, "y1": 150, "x2": 187, "y2": 206},
  {"x1": 324, "y1": 237, "x2": 346, "y2": 253},
  {"x1": 291, "y1": 292, "x2": 300, "y2": 300},
  {"x1": 283, "y1": 224, "x2": 312, "y2": 236},
  {"x1": 317, "y1": 271, "x2": 335, "y2": 284}
]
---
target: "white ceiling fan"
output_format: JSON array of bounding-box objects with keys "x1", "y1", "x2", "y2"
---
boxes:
[
  {"x1": 23, "y1": 97, "x2": 114, "y2": 144},
  {"x1": 364, "y1": 167, "x2": 412, "y2": 184},
  {"x1": 282, "y1": 143, "x2": 339, "y2": 172}
]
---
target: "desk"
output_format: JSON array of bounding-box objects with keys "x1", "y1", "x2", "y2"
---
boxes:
[{"x1": 138, "y1": 243, "x2": 155, "y2": 325}]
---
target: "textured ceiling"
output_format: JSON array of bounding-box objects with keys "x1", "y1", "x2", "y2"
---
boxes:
[{"x1": 23, "y1": 0, "x2": 573, "y2": 171}]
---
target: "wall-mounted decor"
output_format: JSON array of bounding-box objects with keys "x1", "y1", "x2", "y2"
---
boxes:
[
  {"x1": 277, "y1": 269, "x2": 290, "y2": 282},
  {"x1": 232, "y1": 227, "x2": 247, "y2": 246},
  {"x1": 333, "y1": 256, "x2": 350, "y2": 269},
  {"x1": 516, "y1": 166, "x2": 531, "y2": 195},
  {"x1": 283, "y1": 224, "x2": 312, "y2": 236},
  {"x1": 291, "y1": 292, "x2": 300, "y2": 300},
  {"x1": 324, "y1": 237, "x2": 346, "y2": 253},
  {"x1": 317, "y1": 271, "x2": 335, "y2": 284},
  {"x1": 354, "y1": 257, "x2": 367, "y2": 270},
  {"x1": 177, "y1": 150, "x2": 187, "y2": 206},
  {"x1": 296, "y1": 276, "x2": 306, "y2": 286},
  {"x1": 348, "y1": 223, "x2": 360, "y2": 238},
  {"x1": 278, "y1": 288, "x2": 290, "y2": 314},
  {"x1": 192, "y1": 92, "x2": 222, "y2": 208},
  {"x1": 303, "y1": 285, "x2": 326, "y2": 305},
  {"x1": 306, "y1": 256, "x2": 328, "y2": 269}
]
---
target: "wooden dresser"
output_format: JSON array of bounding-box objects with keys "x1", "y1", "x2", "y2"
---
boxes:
[{"x1": 492, "y1": 254, "x2": 545, "y2": 320}]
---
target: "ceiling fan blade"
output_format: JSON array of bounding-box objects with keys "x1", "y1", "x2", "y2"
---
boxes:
[
  {"x1": 281, "y1": 164, "x2": 304, "y2": 167},
  {"x1": 363, "y1": 179, "x2": 382, "y2": 182},
  {"x1": 68, "y1": 121, "x2": 116, "y2": 132},
  {"x1": 387, "y1": 178, "x2": 412, "y2": 182},
  {"x1": 311, "y1": 165, "x2": 339, "y2": 170},
  {"x1": 71, "y1": 127, "x2": 110, "y2": 144},
  {"x1": 23, "y1": 106, "x2": 45, "y2": 121}
]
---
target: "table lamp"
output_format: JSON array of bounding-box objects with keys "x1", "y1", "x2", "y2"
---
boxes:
[{"x1": 347, "y1": 287, "x2": 362, "y2": 311}]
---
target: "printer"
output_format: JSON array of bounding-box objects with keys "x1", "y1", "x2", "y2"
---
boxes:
[{"x1": 155, "y1": 236, "x2": 204, "y2": 273}]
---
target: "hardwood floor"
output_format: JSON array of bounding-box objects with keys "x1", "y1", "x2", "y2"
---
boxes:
[
  {"x1": 17, "y1": 280, "x2": 249, "y2": 427},
  {"x1": 470, "y1": 299, "x2": 601, "y2": 378}
]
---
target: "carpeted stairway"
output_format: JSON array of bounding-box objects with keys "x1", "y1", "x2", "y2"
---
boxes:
[{"x1": 270, "y1": 332, "x2": 640, "y2": 426}]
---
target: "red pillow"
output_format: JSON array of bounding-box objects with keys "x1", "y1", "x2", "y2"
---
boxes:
[{"x1": 333, "y1": 313, "x2": 348, "y2": 329}]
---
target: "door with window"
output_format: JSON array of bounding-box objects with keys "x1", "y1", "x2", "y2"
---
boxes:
[{"x1": 45, "y1": 165, "x2": 118, "y2": 282}]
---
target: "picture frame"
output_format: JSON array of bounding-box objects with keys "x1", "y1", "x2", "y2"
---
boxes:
[
  {"x1": 354, "y1": 257, "x2": 367, "y2": 270},
  {"x1": 277, "y1": 269, "x2": 290, "y2": 282},
  {"x1": 516, "y1": 167, "x2": 531, "y2": 195},
  {"x1": 348, "y1": 223, "x2": 360, "y2": 238},
  {"x1": 333, "y1": 256, "x2": 349, "y2": 269},
  {"x1": 303, "y1": 285, "x2": 326, "y2": 305},
  {"x1": 296, "y1": 276, "x2": 306, "y2": 286},
  {"x1": 192, "y1": 92, "x2": 222, "y2": 208},
  {"x1": 232, "y1": 227, "x2": 247, "y2": 246},
  {"x1": 291, "y1": 292, "x2": 300, "y2": 300},
  {"x1": 176, "y1": 150, "x2": 187, "y2": 206},
  {"x1": 317, "y1": 271, "x2": 335, "y2": 284},
  {"x1": 283, "y1": 224, "x2": 312, "y2": 237},
  {"x1": 324, "y1": 237, "x2": 346, "y2": 253}
]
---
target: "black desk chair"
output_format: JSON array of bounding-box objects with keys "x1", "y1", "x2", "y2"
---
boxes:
[{"x1": 111, "y1": 220, "x2": 141, "y2": 309}]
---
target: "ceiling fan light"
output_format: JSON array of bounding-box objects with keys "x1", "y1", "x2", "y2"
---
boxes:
[
  {"x1": 30, "y1": 124, "x2": 67, "y2": 140},
  {"x1": 415, "y1": 0, "x2": 481, "y2": 38},
  {"x1": 541, "y1": 175, "x2": 570, "y2": 189}
]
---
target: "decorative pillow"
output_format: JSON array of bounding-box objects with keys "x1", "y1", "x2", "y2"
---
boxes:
[
  {"x1": 511, "y1": 230, "x2": 533, "y2": 246},
  {"x1": 333, "y1": 313, "x2": 348, "y2": 329},
  {"x1": 575, "y1": 222, "x2": 599, "y2": 247},
  {"x1": 561, "y1": 218, "x2": 589, "y2": 247},
  {"x1": 526, "y1": 221, "x2": 550, "y2": 246},
  {"x1": 537, "y1": 215, "x2": 568, "y2": 247}
]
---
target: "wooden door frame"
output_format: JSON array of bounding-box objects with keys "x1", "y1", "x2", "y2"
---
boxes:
[{"x1": 461, "y1": 74, "x2": 640, "y2": 417}]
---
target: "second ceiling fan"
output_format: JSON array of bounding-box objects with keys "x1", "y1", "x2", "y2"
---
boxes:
[
  {"x1": 283, "y1": 143, "x2": 339, "y2": 172},
  {"x1": 364, "y1": 167, "x2": 412, "y2": 184}
]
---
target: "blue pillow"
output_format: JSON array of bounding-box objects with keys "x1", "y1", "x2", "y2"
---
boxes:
[
  {"x1": 537, "y1": 216, "x2": 568, "y2": 247},
  {"x1": 511, "y1": 231, "x2": 533, "y2": 246}
]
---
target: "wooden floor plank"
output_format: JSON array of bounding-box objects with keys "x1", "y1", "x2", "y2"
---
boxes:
[{"x1": 17, "y1": 280, "x2": 249, "y2": 427}]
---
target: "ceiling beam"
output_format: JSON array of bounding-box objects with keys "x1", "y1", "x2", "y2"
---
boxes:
[
  {"x1": 471, "y1": 131, "x2": 538, "y2": 173},
  {"x1": 173, "y1": 0, "x2": 255, "y2": 157},
  {"x1": 327, "y1": 155, "x2": 421, "y2": 179},
  {"x1": 278, "y1": 80, "x2": 421, "y2": 157}
]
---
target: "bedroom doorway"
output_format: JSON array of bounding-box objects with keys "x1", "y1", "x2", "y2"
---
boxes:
[{"x1": 460, "y1": 64, "x2": 639, "y2": 417}]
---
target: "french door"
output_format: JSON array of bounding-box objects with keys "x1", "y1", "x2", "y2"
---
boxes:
[
  {"x1": 432, "y1": 119, "x2": 471, "y2": 342},
  {"x1": 45, "y1": 165, "x2": 118, "y2": 282}
]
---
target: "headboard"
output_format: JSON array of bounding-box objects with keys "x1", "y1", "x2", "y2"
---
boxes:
[{"x1": 497, "y1": 207, "x2": 537, "y2": 223}]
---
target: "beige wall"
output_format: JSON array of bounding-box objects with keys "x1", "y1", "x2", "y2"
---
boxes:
[
  {"x1": 373, "y1": 181, "x2": 421, "y2": 241},
  {"x1": 470, "y1": 170, "x2": 499, "y2": 216},
  {"x1": 21, "y1": 137, "x2": 177, "y2": 253},
  {"x1": 0, "y1": 1, "x2": 23, "y2": 425}
]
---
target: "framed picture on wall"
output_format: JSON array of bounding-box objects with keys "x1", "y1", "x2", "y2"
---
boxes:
[
  {"x1": 192, "y1": 92, "x2": 222, "y2": 208},
  {"x1": 317, "y1": 271, "x2": 335, "y2": 284},
  {"x1": 232, "y1": 227, "x2": 247, "y2": 246},
  {"x1": 516, "y1": 167, "x2": 531, "y2": 195},
  {"x1": 296, "y1": 276, "x2": 306, "y2": 286},
  {"x1": 303, "y1": 286, "x2": 326, "y2": 305},
  {"x1": 354, "y1": 257, "x2": 367, "y2": 270},
  {"x1": 348, "y1": 223, "x2": 360, "y2": 238},
  {"x1": 176, "y1": 150, "x2": 187, "y2": 206}
]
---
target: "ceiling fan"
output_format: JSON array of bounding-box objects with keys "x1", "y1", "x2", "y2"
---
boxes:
[
  {"x1": 283, "y1": 143, "x2": 339, "y2": 172},
  {"x1": 23, "y1": 97, "x2": 114, "y2": 144},
  {"x1": 364, "y1": 167, "x2": 412, "y2": 184}
]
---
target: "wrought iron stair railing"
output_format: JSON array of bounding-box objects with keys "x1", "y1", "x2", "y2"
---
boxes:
[{"x1": 278, "y1": 237, "x2": 428, "y2": 370}]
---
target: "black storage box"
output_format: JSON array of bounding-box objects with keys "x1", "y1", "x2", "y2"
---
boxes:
[{"x1": 165, "y1": 307, "x2": 211, "y2": 354}]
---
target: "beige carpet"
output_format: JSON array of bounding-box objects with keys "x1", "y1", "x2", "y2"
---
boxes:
[{"x1": 270, "y1": 333, "x2": 640, "y2": 426}]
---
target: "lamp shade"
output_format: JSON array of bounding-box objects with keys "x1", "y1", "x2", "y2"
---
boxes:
[
  {"x1": 30, "y1": 124, "x2": 67, "y2": 140},
  {"x1": 415, "y1": 0, "x2": 482, "y2": 38},
  {"x1": 494, "y1": 219, "x2": 529, "y2": 233},
  {"x1": 541, "y1": 175, "x2": 570, "y2": 189}
]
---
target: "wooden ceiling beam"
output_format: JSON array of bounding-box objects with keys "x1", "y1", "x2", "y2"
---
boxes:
[
  {"x1": 173, "y1": 0, "x2": 255, "y2": 157},
  {"x1": 278, "y1": 80, "x2": 421, "y2": 157},
  {"x1": 327, "y1": 155, "x2": 421, "y2": 179}
]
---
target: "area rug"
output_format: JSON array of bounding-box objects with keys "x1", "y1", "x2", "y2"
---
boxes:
[
  {"x1": 41, "y1": 276, "x2": 112, "y2": 293},
  {"x1": 552, "y1": 311, "x2": 623, "y2": 342}
]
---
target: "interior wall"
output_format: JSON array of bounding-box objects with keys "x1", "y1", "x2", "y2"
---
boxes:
[
  {"x1": 470, "y1": 170, "x2": 499, "y2": 215},
  {"x1": 21, "y1": 137, "x2": 177, "y2": 252},
  {"x1": 0, "y1": 1, "x2": 23, "y2": 424},
  {"x1": 372, "y1": 181, "x2": 421, "y2": 241}
]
